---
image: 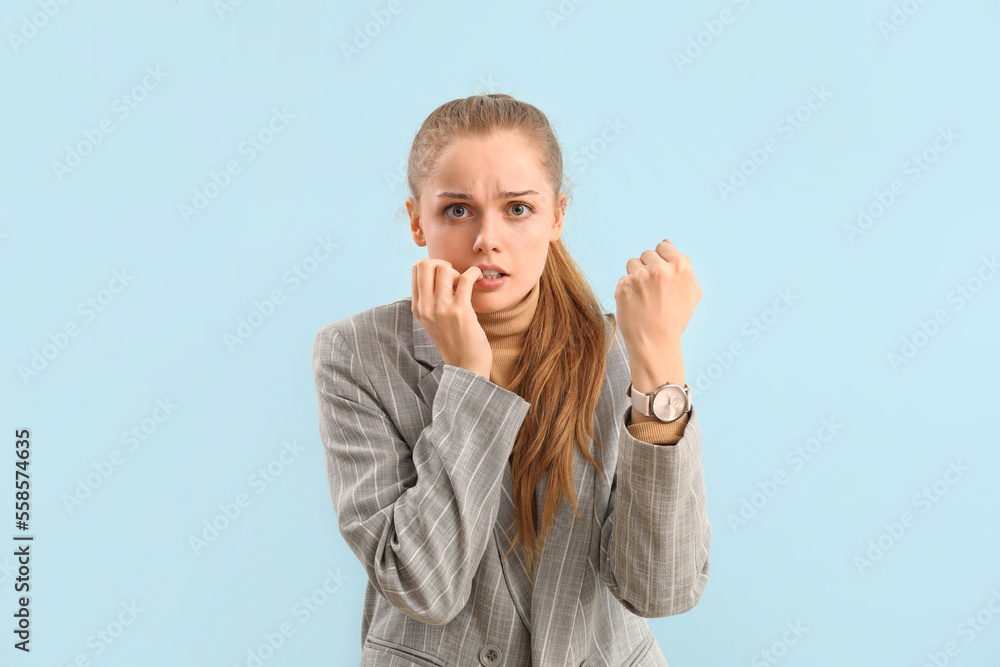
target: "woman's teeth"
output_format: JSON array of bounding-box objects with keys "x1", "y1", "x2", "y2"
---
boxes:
[{"x1": 481, "y1": 271, "x2": 502, "y2": 279}]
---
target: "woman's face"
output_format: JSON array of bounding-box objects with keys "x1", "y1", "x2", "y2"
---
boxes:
[{"x1": 407, "y1": 132, "x2": 566, "y2": 314}]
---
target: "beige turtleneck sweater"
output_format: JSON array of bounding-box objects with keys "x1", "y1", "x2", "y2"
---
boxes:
[{"x1": 475, "y1": 279, "x2": 691, "y2": 446}]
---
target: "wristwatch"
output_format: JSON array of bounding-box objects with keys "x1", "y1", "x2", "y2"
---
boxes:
[{"x1": 627, "y1": 381, "x2": 692, "y2": 423}]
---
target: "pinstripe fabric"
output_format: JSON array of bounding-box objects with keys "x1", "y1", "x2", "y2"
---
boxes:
[{"x1": 310, "y1": 297, "x2": 711, "y2": 666}]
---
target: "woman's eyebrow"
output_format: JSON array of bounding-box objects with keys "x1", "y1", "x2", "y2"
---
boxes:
[{"x1": 437, "y1": 190, "x2": 540, "y2": 200}]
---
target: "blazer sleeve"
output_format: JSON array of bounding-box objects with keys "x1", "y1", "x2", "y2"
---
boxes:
[
  {"x1": 598, "y1": 403, "x2": 711, "y2": 617},
  {"x1": 311, "y1": 324, "x2": 531, "y2": 626}
]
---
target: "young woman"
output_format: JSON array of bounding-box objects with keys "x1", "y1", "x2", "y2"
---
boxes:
[{"x1": 311, "y1": 94, "x2": 710, "y2": 666}]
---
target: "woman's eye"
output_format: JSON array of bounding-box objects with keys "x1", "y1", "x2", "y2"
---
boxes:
[
  {"x1": 510, "y1": 203, "x2": 533, "y2": 217},
  {"x1": 444, "y1": 204, "x2": 467, "y2": 218}
]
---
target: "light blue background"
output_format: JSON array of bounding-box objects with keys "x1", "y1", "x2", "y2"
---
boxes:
[{"x1": 2, "y1": 0, "x2": 999, "y2": 665}]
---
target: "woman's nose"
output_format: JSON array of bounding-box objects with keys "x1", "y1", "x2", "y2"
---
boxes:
[{"x1": 473, "y1": 213, "x2": 503, "y2": 250}]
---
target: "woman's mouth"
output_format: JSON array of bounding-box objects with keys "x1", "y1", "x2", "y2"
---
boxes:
[{"x1": 475, "y1": 274, "x2": 509, "y2": 289}]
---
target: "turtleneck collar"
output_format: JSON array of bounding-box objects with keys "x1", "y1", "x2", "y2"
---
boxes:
[
  {"x1": 473, "y1": 279, "x2": 540, "y2": 391},
  {"x1": 475, "y1": 278, "x2": 540, "y2": 342}
]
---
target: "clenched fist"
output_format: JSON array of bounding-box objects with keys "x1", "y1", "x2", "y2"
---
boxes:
[{"x1": 614, "y1": 239, "x2": 702, "y2": 359}]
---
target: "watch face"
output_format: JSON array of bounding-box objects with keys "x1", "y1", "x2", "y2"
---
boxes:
[{"x1": 652, "y1": 385, "x2": 688, "y2": 422}]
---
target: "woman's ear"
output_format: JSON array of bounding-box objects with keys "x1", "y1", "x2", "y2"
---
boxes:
[
  {"x1": 550, "y1": 192, "x2": 568, "y2": 241},
  {"x1": 406, "y1": 197, "x2": 426, "y2": 247}
]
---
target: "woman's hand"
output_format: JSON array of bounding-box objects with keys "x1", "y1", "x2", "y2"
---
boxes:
[
  {"x1": 614, "y1": 239, "x2": 702, "y2": 363},
  {"x1": 412, "y1": 259, "x2": 493, "y2": 379}
]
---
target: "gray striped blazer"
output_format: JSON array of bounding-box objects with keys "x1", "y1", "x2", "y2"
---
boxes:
[{"x1": 310, "y1": 296, "x2": 711, "y2": 666}]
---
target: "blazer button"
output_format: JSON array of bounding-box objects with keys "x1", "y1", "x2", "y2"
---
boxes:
[
  {"x1": 580, "y1": 661, "x2": 593, "y2": 667},
  {"x1": 479, "y1": 644, "x2": 502, "y2": 666}
]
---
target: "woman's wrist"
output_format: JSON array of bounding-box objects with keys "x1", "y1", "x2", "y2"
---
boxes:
[{"x1": 628, "y1": 341, "x2": 685, "y2": 393}]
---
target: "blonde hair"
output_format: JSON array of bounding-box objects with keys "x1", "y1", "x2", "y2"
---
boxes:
[{"x1": 406, "y1": 93, "x2": 617, "y2": 579}]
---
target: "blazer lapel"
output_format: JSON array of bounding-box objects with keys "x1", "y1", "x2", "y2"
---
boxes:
[
  {"x1": 528, "y1": 444, "x2": 595, "y2": 661},
  {"x1": 494, "y1": 434, "x2": 597, "y2": 644},
  {"x1": 493, "y1": 463, "x2": 535, "y2": 632}
]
